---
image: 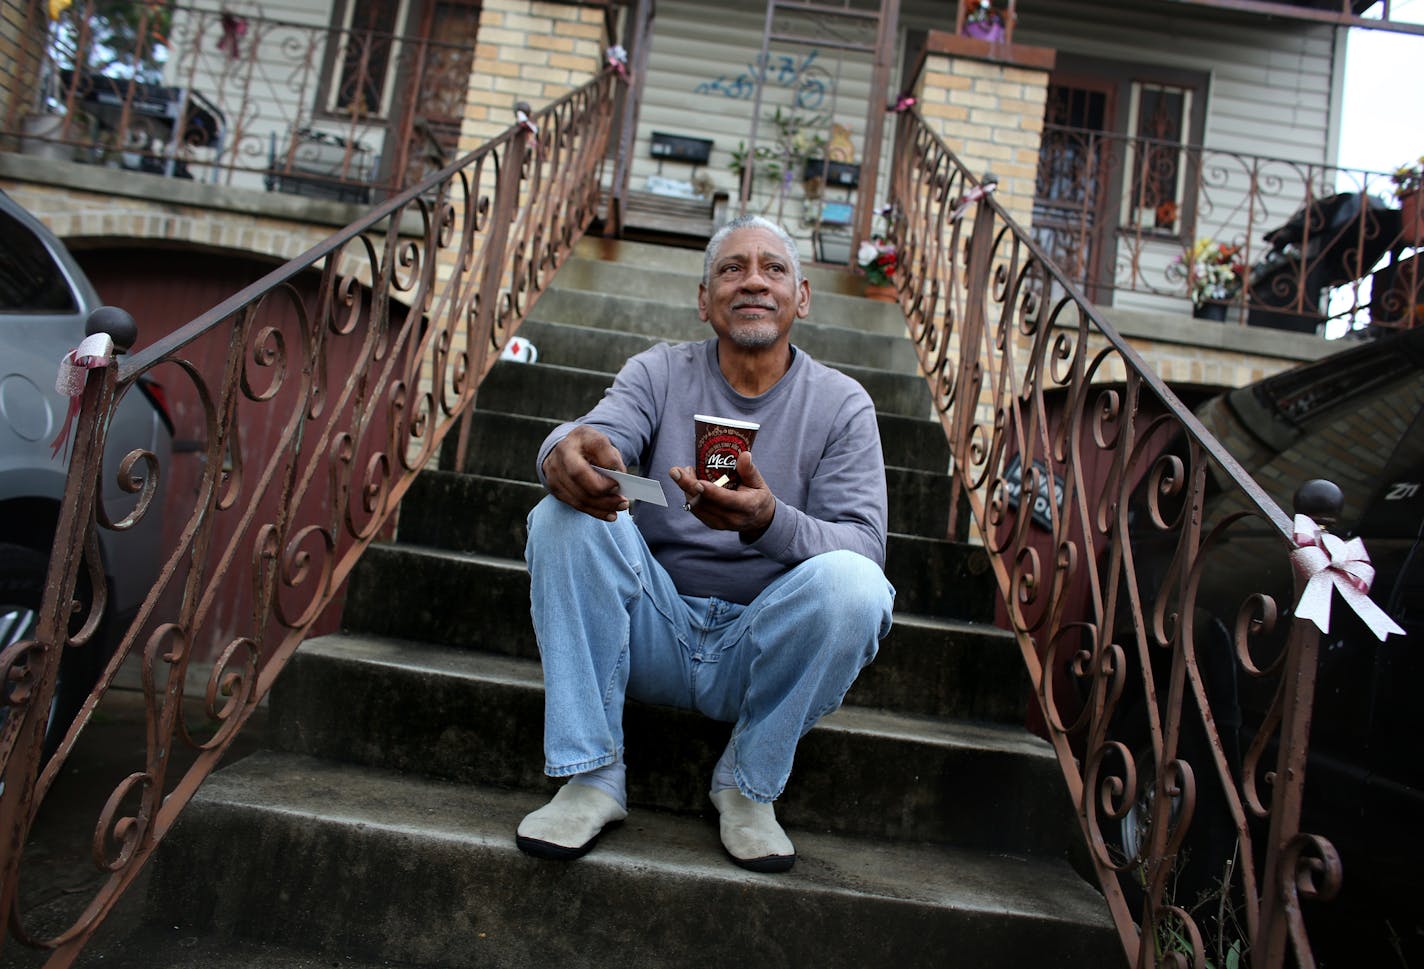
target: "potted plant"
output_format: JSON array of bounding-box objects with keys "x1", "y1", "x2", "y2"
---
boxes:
[
  {"x1": 730, "y1": 107, "x2": 828, "y2": 211},
  {"x1": 856, "y1": 236, "x2": 898, "y2": 301},
  {"x1": 962, "y1": 0, "x2": 1007, "y2": 42},
  {"x1": 1391, "y1": 154, "x2": 1424, "y2": 246},
  {"x1": 1177, "y1": 238, "x2": 1244, "y2": 320}
]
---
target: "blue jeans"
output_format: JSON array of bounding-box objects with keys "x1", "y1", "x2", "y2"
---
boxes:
[{"x1": 525, "y1": 495, "x2": 895, "y2": 803}]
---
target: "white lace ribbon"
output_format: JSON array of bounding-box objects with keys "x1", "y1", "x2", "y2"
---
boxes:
[{"x1": 1290, "y1": 513, "x2": 1405, "y2": 641}]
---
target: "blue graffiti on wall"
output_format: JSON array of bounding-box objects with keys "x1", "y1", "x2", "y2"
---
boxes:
[{"x1": 695, "y1": 50, "x2": 833, "y2": 111}]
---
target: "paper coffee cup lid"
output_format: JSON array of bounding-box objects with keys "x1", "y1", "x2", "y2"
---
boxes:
[{"x1": 695, "y1": 414, "x2": 760, "y2": 430}]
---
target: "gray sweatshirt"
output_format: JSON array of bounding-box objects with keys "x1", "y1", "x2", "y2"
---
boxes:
[{"x1": 536, "y1": 337, "x2": 887, "y2": 604}]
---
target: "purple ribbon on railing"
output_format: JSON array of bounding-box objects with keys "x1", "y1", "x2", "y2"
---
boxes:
[
  {"x1": 892, "y1": 93, "x2": 917, "y2": 113},
  {"x1": 606, "y1": 44, "x2": 629, "y2": 79},
  {"x1": 950, "y1": 182, "x2": 996, "y2": 221},
  {"x1": 50, "y1": 332, "x2": 114, "y2": 461},
  {"x1": 1291, "y1": 514, "x2": 1405, "y2": 641}
]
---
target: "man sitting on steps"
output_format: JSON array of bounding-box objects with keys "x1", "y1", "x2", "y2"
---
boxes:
[{"x1": 517, "y1": 215, "x2": 895, "y2": 873}]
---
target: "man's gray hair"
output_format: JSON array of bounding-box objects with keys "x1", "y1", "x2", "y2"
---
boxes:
[{"x1": 703, "y1": 215, "x2": 804, "y2": 287}]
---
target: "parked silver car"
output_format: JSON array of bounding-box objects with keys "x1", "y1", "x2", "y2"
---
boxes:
[{"x1": 1, "y1": 189, "x2": 171, "y2": 755}]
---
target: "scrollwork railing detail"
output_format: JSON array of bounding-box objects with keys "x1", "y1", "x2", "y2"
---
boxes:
[
  {"x1": 0, "y1": 71, "x2": 618, "y2": 967},
  {"x1": 891, "y1": 107, "x2": 1344, "y2": 969}
]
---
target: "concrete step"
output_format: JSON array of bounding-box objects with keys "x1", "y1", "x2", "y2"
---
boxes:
[
  {"x1": 439, "y1": 408, "x2": 950, "y2": 478},
  {"x1": 148, "y1": 752, "x2": 1120, "y2": 969},
  {"x1": 399, "y1": 466, "x2": 949, "y2": 553},
  {"x1": 519, "y1": 306, "x2": 919, "y2": 374},
  {"x1": 271, "y1": 644, "x2": 1065, "y2": 855},
  {"x1": 349, "y1": 517, "x2": 992, "y2": 642},
  {"x1": 571, "y1": 236, "x2": 868, "y2": 295},
  {"x1": 532, "y1": 284, "x2": 909, "y2": 342},
  {"x1": 272, "y1": 637, "x2": 1068, "y2": 855},
  {"x1": 342, "y1": 544, "x2": 1014, "y2": 718},
  {"x1": 476, "y1": 357, "x2": 930, "y2": 422},
  {"x1": 62, "y1": 928, "x2": 424, "y2": 969}
]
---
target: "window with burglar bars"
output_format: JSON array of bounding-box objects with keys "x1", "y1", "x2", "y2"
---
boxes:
[
  {"x1": 1033, "y1": 57, "x2": 1208, "y2": 305},
  {"x1": 326, "y1": 0, "x2": 410, "y2": 119},
  {"x1": 1123, "y1": 82, "x2": 1195, "y2": 235}
]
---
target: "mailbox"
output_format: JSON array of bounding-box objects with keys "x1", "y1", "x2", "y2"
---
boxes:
[{"x1": 650, "y1": 132, "x2": 713, "y2": 165}]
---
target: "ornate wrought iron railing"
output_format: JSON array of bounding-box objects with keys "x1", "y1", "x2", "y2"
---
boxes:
[
  {"x1": 1034, "y1": 123, "x2": 1422, "y2": 333},
  {"x1": 6, "y1": 0, "x2": 517, "y2": 199},
  {"x1": 890, "y1": 108, "x2": 1359, "y2": 968},
  {"x1": 0, "y1": 70, "x2": 619, "y2": 967}
]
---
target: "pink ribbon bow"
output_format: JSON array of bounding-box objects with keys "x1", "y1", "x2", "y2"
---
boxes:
[
  {"x1": 50, "y1": 333, "x2": 114, "y2": 461},
  {"x1": 892, "y1": 94, "x2": 917, "y2": 113},
  {"x1": 950, "y1": 182, "x2": 996, "y2": 221},
  {"x1": 1291, "y1": 514, "x2": 1404, "y2": 641},
  {"x1": 606, "y1": 45, "x2": 629, "y2": 78}
]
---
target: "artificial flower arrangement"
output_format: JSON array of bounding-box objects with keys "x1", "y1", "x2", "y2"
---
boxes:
[
  {"x1": 963, "y1": 0, "x2": 1007, "y2": 39},
  {"x1": 857, "y1": 238, "x2": 897, "y2": 287},
  {"x1": 1390, "y1": 155, "x2": 1423, "y2": 200},
  {"x1": 1178, "y1": 238, "x2": 1245, "y2": 306},
  {"x1": 1393, "y1": 154, "x2": 1424, "y2": 245}
]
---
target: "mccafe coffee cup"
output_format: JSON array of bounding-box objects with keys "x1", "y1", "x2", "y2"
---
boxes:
[{"x1": 694, "y1": 415, "x2": 760, "y2": 489}]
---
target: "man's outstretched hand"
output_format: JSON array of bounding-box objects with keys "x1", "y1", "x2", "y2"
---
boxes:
[
  {"x1": 670, "y1": 450, "x2": 776, "y2": 542},
  {"x1": 542, "y1": 426, "x2": 630, "y2": 521}
]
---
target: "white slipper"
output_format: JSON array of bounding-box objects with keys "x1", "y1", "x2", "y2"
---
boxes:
[
  {"x1": 709, "y1": 787, "x2": 796, "y2": 873},
  {"x1": 516, "y1": 783, "x2": 628, "y2": 860}
]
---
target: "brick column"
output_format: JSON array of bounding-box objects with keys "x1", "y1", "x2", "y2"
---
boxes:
[
  {"x1": 1, "y1": 0, "x2": 46, "y2": 131},
  {"x1": 460, "y1": 0, "x2": 611, "y2": 149},
  {"x1": 913, "y1": 32, "x2": 1053, "y2": 229}
]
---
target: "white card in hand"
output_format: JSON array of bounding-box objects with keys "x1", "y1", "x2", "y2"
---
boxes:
[{"x1": 594, "y1": 467, "x2": 669, "y2": 507}]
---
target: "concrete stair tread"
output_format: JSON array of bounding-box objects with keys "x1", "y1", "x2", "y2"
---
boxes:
[
  {"x1": 476, "y1": 357, "x2": 929, "y2": 420},
  {"x1": 517, "y1": 353, "x2": 921, "y2": 390},
  {"x1": 519, "y1": 312, "x2": 919, "y2": 373},
  {"x1": 300, "y1": 632, "x2": 1050, "y2": 760},
  {"x1": 568, "y1": 238, "x2": 869, "y2": 294},
  {"x1": 196, "y1": 749, "x2": 1112, "y2": 931},
  {"x1": 65, "y1": 927, "x2": 426, "y2": 969},
  {"x1": 439, "y1": 407, "x2": 952, "y2": 477}
]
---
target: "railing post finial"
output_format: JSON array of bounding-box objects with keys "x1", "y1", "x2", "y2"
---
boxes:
[
  {"x1": 1292, "y1": 478, "x2": 1344, "y2": 530},
  {"x1": 86, "y1": 306, "x2": 137, "y2": 354}
]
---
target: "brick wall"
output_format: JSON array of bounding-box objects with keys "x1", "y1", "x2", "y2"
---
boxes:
[
  {"x1": 459, "y1": 0, "x2": 609, "y2": 149},
  {"x1": 1, "y1": 173, "x2": 376, "y2": 285},
  {"x1": 1, "y1": 0, "x2": 43, "y2": 130},
  {"x1": 913, "y1": 34, "x2": 1052, "y2": 229}
]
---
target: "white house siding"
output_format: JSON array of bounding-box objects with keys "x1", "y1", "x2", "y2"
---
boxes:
[
  {"x1": 635, "y1": 0, "x2": 882, "y2": 259},
  {"x1": 634, "y1": 0, "x2": 1343, "y2": 308},
  {"x1": 1003, "y1": 0, "x2": 1344, "y2": 315}
]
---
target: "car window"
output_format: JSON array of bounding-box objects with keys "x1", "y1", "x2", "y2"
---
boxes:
[{"x1": 0, "y1": 208, "x2": 79, "y2": 312}]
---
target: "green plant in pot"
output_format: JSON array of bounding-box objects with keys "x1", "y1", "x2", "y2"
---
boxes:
[{"x1": 730, "y1": 107, "x2": 828, "y2": 211}]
